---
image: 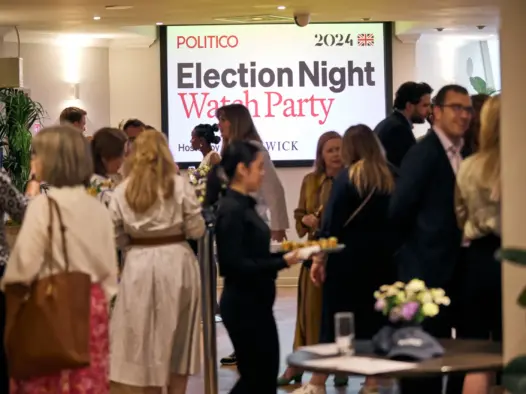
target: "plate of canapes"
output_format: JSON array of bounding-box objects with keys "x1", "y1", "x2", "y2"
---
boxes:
[{"x1": 270, "y1": 237, "x2": 345, "y2": 256}]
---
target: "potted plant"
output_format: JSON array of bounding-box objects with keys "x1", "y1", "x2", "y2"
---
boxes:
[
  {"x1": 499, "y1": 248, "x2": 526, "y2": 393},
  {"x1": 0, "y1": 88, "x2": 45, "y2": 247}
]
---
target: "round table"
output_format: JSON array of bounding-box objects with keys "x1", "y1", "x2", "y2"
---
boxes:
[{"x1": 287, "y1": 339, "x2": 502, "y2": 378}]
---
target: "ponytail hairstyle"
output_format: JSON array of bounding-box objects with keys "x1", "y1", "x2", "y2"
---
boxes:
[
  {"x1": 91, "y1": 127, "x2": 128, "y2": 177},
  {"x1": 124, "y1": 129, "x2": 178, "y2": 213},
  {"x1": 194, "y1": 123, "x2": 221, "y2": 145}
]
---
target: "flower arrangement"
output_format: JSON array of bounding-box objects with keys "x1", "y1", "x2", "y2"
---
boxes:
[
  {"x1": 87, "y1": 176, "x2": 115, "y2": 208},
  {"x1": 87, "y1": 178, "x2": 114, "y2": 197},
  {"x1": 373, "y1": 279, "x2": 451, "y2": 324},
  {"x1": 188, "y1": 165, "x2": 211, "y2": 204}
]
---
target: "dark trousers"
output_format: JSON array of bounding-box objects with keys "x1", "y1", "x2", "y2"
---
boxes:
[
  {"x1": 220, "y1": 284, "x2": 279, "y2": 394},
  {"x1": 0, "y1": 292, "x2": 9, "y2": 393}
]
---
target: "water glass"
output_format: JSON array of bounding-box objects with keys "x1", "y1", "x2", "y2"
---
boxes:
[{"x1": 334, "y1": 312, "x2": 355, "y2": 356}]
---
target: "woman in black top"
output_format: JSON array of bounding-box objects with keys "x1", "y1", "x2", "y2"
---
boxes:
[{"x1": 215, "y1": 141, "x2": 300, "y2": 394}]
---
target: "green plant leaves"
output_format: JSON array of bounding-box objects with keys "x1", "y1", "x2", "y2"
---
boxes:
[
  {"x1": 498, "y1": 248, "x2": 526, "y2": 265},
  {"x1": 503, "y1": 355, "x2": 526, "y2": 393},
  {"x1": 0, "y1": 88, "x2": 45, "y2": 192},
  {"x1": 469, "y1": 76, "x2": 497, "y2": 95},
  {"x1": 497, "y1": 248, "x2": 526, "y2": 307},
  {"x1": 470, "y1": 76, "x2": 487, "y2": 93}
]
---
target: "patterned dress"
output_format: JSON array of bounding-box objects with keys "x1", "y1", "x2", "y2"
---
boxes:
[{"x1": 0, "y1": 170, "x2": 27, "y2": 394}]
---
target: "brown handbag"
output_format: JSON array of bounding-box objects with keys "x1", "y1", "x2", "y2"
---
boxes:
[{"x1": 4, "y1": 196, "x2": 92, "y2": 379}]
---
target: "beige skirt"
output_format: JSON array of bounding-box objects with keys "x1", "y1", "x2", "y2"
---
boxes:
[{"x1": 110, "y1": 243, "x2": 201, "y2": 388}]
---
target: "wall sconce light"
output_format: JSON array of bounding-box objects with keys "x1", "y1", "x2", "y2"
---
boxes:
[{"x1": 69, "y1": 83, "x2": 80, "y2": 100}]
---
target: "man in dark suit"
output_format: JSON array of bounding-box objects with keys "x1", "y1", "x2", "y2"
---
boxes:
[
  {"x1": 375, "y1": 82, "x2": 433, "y2": 168},
  {"x1": 390, "y1": 84, "x2": 473, "y2": 394}
]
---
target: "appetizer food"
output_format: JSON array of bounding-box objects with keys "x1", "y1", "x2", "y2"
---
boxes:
[{"x1": 280, "y1": 237, "x2": 339, "y2": 251}]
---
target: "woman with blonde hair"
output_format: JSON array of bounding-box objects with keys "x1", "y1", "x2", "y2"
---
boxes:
[
  {"x1": 455, "y1": 95, "x2": 501, "y2": 394},
  {"x1": 293, "y1": 125, "x2": 396, "y2": 394},
  {"x1": 109, "y1": 129, "x2": 205, "y2": 394},
  {"x1": 4, "y1": 125, "x2": 118, "y2": 393}
]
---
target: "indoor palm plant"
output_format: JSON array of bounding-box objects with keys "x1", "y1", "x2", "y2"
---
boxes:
[{"x1": 0, "y1": 88, "x2": 45, "y2": 246}]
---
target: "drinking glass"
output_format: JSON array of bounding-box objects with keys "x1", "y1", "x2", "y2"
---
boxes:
[{"x1": 334, "y1": 312, "x2": 355, "y2": 356}]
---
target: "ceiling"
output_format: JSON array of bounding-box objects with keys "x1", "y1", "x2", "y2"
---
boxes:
[{"x1": 0, "y1": 0, "x2": 500, "y2": 38}]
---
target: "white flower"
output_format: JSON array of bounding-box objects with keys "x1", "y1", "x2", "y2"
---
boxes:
[
  {"x1": 406, "y1": 279, "x2": 426, "y2": 293},
  {"x1": 422, "y1": 303, "x2": 439, "y2": 317},
  {"x1": 418, "y1": 291, "x2": 433, "y2": 304},
  {"x1": 396, "y1": 291, "x2": 406, "y2": 303},
  {"x1": 394, "y1": 281, "x2": 405, "y2": 288},
  {"x1": 436, "y1": 296, "x2": 451, "y2": 306}
]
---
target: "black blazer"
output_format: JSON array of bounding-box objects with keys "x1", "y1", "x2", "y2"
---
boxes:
[
  {"x1": 374, "y1": 112, "x2": 416, "y2": 169},
  {"x1": 389, "y1": 130, "x2": 462, "y2": 288}
]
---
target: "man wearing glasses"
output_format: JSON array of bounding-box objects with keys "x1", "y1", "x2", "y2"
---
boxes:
[{"x1": 389, "y1": 84, "x2": 473, "y2": 394}]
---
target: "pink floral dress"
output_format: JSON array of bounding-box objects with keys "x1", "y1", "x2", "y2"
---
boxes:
[{"x1": 10, "y1": 284, "x2": 110, "y2": 394}]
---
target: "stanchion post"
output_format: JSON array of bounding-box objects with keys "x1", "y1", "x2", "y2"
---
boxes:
[{"x1": 198, "y1": 221, "x2": 218, "y2": 394}]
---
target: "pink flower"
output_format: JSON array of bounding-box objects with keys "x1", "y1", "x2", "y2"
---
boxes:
[{"x1": 374, "y1": 299, "x2": 386, "y2": 312}]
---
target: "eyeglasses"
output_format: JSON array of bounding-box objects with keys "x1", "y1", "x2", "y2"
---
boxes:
[{"x1": 441, "y1": 104, "x2": 474, "y2": 115}]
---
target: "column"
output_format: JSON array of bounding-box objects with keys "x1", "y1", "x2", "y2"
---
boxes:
[{"x1": 500, "y1": 0, "x2": 526, "y2": 365}]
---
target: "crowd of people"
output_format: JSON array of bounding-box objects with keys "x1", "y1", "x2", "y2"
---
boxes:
[{"x1": 0, "y1": 80, "x2": 501, "y2": 394}]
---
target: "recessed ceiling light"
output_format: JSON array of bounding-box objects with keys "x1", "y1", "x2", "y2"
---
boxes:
[
  {"x1": 252, "y1": 17, "x2": 263, "y2": 21},
  {"x1": 277, "y1": 5, "x2": 286, "y2": 10},
  {"x1": 105, "y1": 5, "x2": 133, "y2": 10},
  {"x1": 93, "y1": 16, "x2": 101, "y2": 20},
  {"x1": 156, "y1": 22, "x2": 164, "y2": 25}
]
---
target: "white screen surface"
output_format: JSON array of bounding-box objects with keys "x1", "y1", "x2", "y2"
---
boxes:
[{"x1": 165, "y1": 23, "x2": 388, "y2": 164}]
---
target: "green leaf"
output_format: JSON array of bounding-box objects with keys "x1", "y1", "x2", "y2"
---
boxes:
[
  {"x1": 518, "y1": 286, "x2": 526, "y2": 308},
  {"x1": 0, "y1": 88, "x2": 46, "y2": 193},
  {"x1": 503, "y1": 355, "x2": 526, "y2": 393},
  {"x1": 470, "y1": 76, "x2": 487, "y2": 94},
  {"x1": 498, "y1": 248, "x2": 526, "y2": 265}
]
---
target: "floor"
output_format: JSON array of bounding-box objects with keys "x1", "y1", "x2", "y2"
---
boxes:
[{"x1": 187, "y1": 287, "x2": 365, "y2": 394}]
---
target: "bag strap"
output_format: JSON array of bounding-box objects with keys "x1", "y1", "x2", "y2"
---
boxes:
[
  {"x1": 46, "y1": 196, "x2": 70, "y2": 273},
  {"x1": 343, "y1": 187, "x2": 376, "y2": 228}
]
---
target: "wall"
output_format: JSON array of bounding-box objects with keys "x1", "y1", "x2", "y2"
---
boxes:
[
  {"x1": 415, "y1": 34, "x2": 501, "y2": 96},
  {"x1": 0, "y1": 41, "x2": 110, "y2": 134},
  {"x1": 108, "y1": 45, "x2": 161, "y2": 129}
]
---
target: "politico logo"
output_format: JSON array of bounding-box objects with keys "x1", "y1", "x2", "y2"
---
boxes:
[{"x1": 176, "y1": 35, "x2": 239, "y2": 49}]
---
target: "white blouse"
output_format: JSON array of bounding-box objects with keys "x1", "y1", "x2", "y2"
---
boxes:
[{"x1": 2, "y1": 186, "x2": 119, "y2": 301}]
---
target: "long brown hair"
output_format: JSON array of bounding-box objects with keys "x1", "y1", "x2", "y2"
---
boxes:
[
  {"x1": 91, "y1": 127, "x2": 128, "y2": 177},
  {"x1": 341, "y1": 124, "x2": 394, "y2": 195},
  {"x1": 216, "y1": 104, "x2": 262, "y2": 154},
  {"x1": 124, "y1": 130, "x2": 177, "y2": 213},
  {"x1": 477, "y1": 95, "x2": 500, "y2": 197},
  {"x1": 464, "y1": 94, "x2": 490, "y2": 153},
  {"x1": 314, "y1": 131, "x2": 341, "y2": 173}
]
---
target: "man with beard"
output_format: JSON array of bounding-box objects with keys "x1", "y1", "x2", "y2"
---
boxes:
[{"x1": 374, "y1": 82, "x2": 433, "y2": 168}]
